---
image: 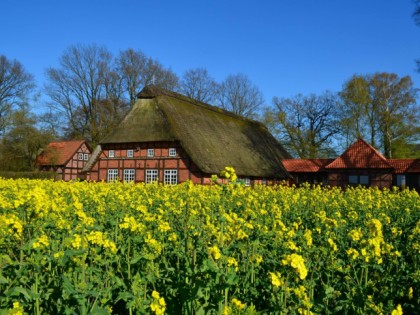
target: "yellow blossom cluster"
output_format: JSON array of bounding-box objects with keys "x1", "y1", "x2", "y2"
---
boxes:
[
  {"x1": 150, "y1": 290, "x2": 166, "y2": 315},
  {"x1": 0, "y1": 178, "x2": 418, "y2": 314},
  {"x1": 282, "y1": 253, "x2": 308, "y2": 280}
]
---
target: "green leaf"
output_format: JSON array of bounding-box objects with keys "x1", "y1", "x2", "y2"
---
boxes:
[{"x1": 6, "y1": 286, "x2": 34, "y2": 301}]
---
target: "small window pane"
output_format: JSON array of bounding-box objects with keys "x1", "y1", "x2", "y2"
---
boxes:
[
  {"x1": 109, "y1": 150, "x2": 115, "y2": 158},
  {"x1": 397, "y1": 175, "x2": 406, "y2": 187},
  {"x1": 146, "y1": 169, "x2": 158, "y2": 183},
  {"x1": 127, "y1": 149, "x2": 134, "y2": 158},
  {"x1": 349, "y1": 175, "x2": 358, "y2": 184},
  {"x1": 84, "y1": 154, "x2": 89, "y2": 161},
  {"x1": 169, "y1": 148, "x2": 176, "y2": 157},
  {"x1": 123, "y1": 169, "x2": 135, "y2": 183},
  {"x1": 147, "y1": 149, "x2": 154, "y2": 157},
  {"x1": 78, "y1": 153, "x2": 84, "y2": 160},
  {"x1": 107, "y1": 169, "x2": 119, "y2": 182},
  {"x1": 359, "y1": 175, "x2": 369, "y2": 185}
]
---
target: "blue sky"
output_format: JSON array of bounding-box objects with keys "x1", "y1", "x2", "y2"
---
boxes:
[{"x1": 1, "y1": 0, "x2": 420, "y2": 107}]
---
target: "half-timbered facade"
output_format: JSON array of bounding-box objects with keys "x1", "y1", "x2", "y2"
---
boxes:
[
  {"x1": 83, "y1": 86, "x2": 291, "y2": 184},
  {"x1": 282, "y1": 139, "x2": 420, "y2": 190},
  {"x1": 35, "y1": 140, "x2": 92, "y2": 181}
]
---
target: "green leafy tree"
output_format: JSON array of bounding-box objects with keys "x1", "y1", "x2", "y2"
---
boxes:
[
  {"x1": 0, "y1": 104, "x2": 54, "y2": 171},
  {"x1": 340, "y1": 73, "x2": 418, "y2": 158}
]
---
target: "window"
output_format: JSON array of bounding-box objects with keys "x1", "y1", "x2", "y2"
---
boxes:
[
  {"x1": 83, "y1": 154, "x2": 89, "y2": 161},
  {"x1": 146, "y1": 169, "x2": 158, "y2": 183},
  {"x1": 396, "y1": 175, "x2": 406, "y2": 187},
  {"x1": 147, "y1": 149, "x2": 154, "y2": 157},
  {"x1": 244, "y1": 177, "x2": 251, "y2": 186},
  {"x1": 349, "y1": 175, "x2": 358, "y2": 185},
  {"x1": 109, "y1": 150, "x2": 115, "y2": 158},
  {"x1": 164, "y1": 169, "x2": 178, "y2": 185},
  {"x1": 127, "y1": 149, "x2": 134, "y2": 158},
  {"x1": 107, "y1": 169, "x2": 119, "y2": 182},
  {"x1": 169, "y1": 148, "x2": 176, "y2": 157},
  {"x1": 262, "y1": 178, "x2": 267, "y2": 185},
  {"x1": 123, "y1": 169, "x2": 135, "y2": 183},
  {"x1": 78, "y1": 153, "x2": 84, "y2": 160},
  {"x1": 359, "y1": 175, "x2": 369, "y2": 185},
  {"x1": 349, "y1": 175, "x2": 369, "y2": 186}
]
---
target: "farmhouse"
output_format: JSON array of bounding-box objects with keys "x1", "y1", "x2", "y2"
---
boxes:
[
  {"x1": 82, "y1": 86, "x2": 292, "y2": 184},
  {"x1": 282, "y1": 138, "x2": 420, "y2": 190},
  {"x1": 35, "y1": 140, "x2": 92, "y2": 181}
]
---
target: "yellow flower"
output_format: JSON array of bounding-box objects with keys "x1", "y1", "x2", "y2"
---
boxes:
[
  {"x1": 391, "y1": 304, "x2": 403, "y2": 315},
  {"x1": 32, "y1": 234, "x2": 50, "y2": 249},
  {"x1": 348, "y1": 229, "x2": 363, "y2": 242},
  {"x1": 71, "y1": 234, "x2": 83, "y2": 249},
  {"x1": 255, "y1": 254, "x2": 263, "y2": 265},
  {"x1": 327, "y1": 238, "x2": 338, "y2": 252},
  {"x1": 282, "y1": 253, "x2": 308, "y2": 280},
  {"x1": 150, "y1": 291, "x2": 166, "y2": 315},
  {"x1": 8, "y1": 301, "x2": 24, "y2": 315},
  {"x1": 304, "y1": 229, "x2": 313, "y2": 247},
  {"x1": 227, "y1": 257, "x2": 239, "y2": 271},
  {"x1": 209, "y1": 245, "x2": 221, "y2": 260},
  {"x1": 269, "y1": 271, "x2": 283, "y2": 288},
  {"x1": 346, "y1": 248, "x2": 359, "y2": 260},
  {"x1": 231, "y1": 298, "x2": 246, "y2": 310},
  {"x1": 408, "y1": 287, "x2": 413, "y2": 300}
]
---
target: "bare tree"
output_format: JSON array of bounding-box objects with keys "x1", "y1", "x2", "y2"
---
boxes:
[
  {"x1": 180, "y1": 68, "x2": 218, "y2": 103},
  {"x1": 45, "y1": 44, "x2": 125, "y2": 145},
  {"x1": 116, "y1": 48, "x2": 179, "y2": 106},
  {"x1": 268, "y1": 92, "x2": 340, "y2": 158},
  {"x1": 0, "y1": 55, "x2": 35, "y2": 135},
  {"x1": 217, "y1": 73, "x2": 264, "y2": 118}
]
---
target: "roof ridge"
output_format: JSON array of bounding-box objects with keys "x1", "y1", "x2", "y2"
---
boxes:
[
  {"x1": 325, "y1": 138, "x2": 393, "y2": 169},
  {"x1": 137, "y1": 85, "x2": 267, "y2": 128}
]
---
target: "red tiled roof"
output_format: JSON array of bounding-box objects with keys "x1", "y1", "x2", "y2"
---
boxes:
[
  {"x1": 389, "y1": 159, "x2": 420, "y2": 173},
  {"x1": 325, "y1": 139, "x2": 392, "y2": 169},
  {"x1": 36, "y1": 140, "x2": 86, "y2": 166},
  {"x1": 282, "y1": 159, "x2": 334, "y2": 173}
]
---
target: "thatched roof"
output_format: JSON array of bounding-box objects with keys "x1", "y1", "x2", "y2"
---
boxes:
[{"x1": 100, "y1": 86, "x2": 291, "y2": 178}]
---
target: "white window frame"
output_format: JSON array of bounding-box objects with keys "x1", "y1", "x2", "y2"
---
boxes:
[
  {"x1": 78, "y1": 153, "x2": 84, "y2": 160},
  {"x1": 83, "y1": 153, "x2": 89, "y2": 161},
  {"x1": 145, "y1": 169, "x2": 158, "y2": 184},
  {"x1": 107, "y1": 169, "x2": 119, "y2": 182},
  {"x1": 164, "y1": 169, "x2": 178, "y2": 185},
  {"x1": 244, "y1": 177, "x2": 251, "y2": 186},
  {"x1": 123, "y1": 169, "x2": 135, "y2": 183},
  {"x1": 147, "y1": 148, "x2": 154, "y2": 157},
  {"x1": 109, "y1": 150, "x2": 115, "y2": 158},
  {"x1": 127, "y1": 149, "x2": 134, "y2": 158},
  {"x1": 169, "y1": 148, "x2": 176, "y2": 157}
]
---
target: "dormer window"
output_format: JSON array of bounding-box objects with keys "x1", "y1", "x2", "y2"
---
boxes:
[
  {"x1": 169, "y1": 148, "x2": 176, "y2": 157},
  {"x1": 147, "y1": 149, "x2": 154, "y2": 157}
]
